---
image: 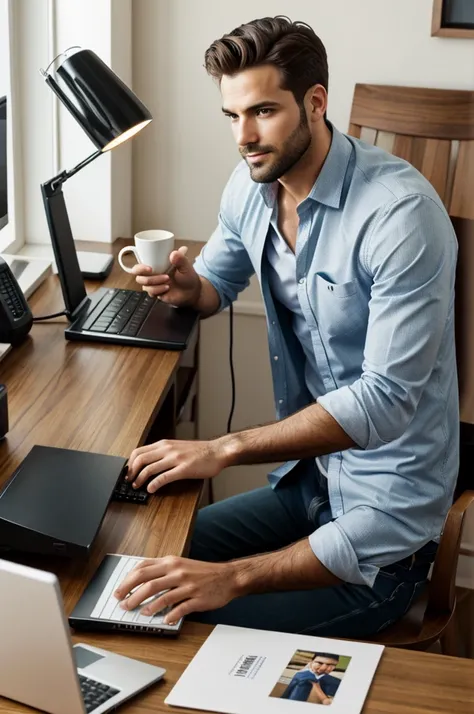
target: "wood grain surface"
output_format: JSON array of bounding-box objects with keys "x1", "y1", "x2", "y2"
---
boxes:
[
  {"x1": 2, "y1": 239, "x2": 473, "y2": 713},
  {"x1": 0, "y1": 239, "x2": 203, "y2": 615}
]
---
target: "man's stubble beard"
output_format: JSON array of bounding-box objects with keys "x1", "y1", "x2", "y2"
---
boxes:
[{"x1": 246, "y1": 106, "x2": 312, "y2": 184}]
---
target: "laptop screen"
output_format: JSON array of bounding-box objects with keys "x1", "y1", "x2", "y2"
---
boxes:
[{"x1": 41, "y1": 185, "x2": 87, "y2": 317}]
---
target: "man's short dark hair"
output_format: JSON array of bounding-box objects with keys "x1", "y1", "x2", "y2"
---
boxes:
[
  {"x1": 312, "y1": 652, "x2": 340, "y2": 662},
  {"x1": 204, "y1": 16, "x2": 328, "y2": 104}
]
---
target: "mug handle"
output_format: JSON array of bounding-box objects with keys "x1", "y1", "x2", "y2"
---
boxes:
[{"x1": 118, "y1": 246, "x2": 140, "y2": 273}]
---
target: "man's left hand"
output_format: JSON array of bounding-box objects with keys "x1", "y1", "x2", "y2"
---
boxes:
[
  {"x1": 113, "y1": 556, "x2": 239, "y2": 624},
  {"x1": 127, "y1": 438, "x2": 230, "y2": 493}
]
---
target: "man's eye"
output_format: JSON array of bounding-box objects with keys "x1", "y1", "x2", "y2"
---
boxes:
[
  {"x1": 224, "y1": 113, "x2": 238, "y2": 120},
  {"x1": 256, "y1": 108, "x2": 273, "y2": 116}
]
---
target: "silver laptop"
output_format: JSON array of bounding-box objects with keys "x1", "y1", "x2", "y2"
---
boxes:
[{"x1": 0, "y1": 559, "x2": 165, "y2": 714}]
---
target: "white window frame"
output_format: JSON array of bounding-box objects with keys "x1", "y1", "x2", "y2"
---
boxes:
[{"x1": 0, "y1": 0, "x2": 25, "y2": 253}]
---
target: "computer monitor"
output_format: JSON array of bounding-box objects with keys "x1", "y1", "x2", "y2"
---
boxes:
[{"x1": 0, "y1": 96, "x2": 7, "y2": 231}]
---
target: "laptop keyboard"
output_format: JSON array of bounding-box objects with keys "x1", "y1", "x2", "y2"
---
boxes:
[
  {"x1": 82, "y1": 289, "x2": 155, "y2": 337},
  {"x1": 79, "y1": 674, "x2": 120, "y2": 712}
]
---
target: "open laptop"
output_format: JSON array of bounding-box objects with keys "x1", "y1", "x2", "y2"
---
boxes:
[
  {"x1": 41, "y1": 181, "x2": 199, "y2": 350},
  {"x1": 0, "y1": 559, "x2": 166, "y2": 714}
]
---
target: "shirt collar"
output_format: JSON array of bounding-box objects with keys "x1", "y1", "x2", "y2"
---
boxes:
[{"x1": 258, "y1": 122, "x2": 353, "y2": 210}]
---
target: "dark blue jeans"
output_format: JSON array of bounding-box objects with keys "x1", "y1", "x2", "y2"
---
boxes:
[{"x1": 188, "y1": 468, "x2": 436, "y2": 637}]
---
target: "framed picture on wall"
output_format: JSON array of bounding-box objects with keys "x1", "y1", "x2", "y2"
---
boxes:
[{"x1": 432, "y1": 0, "x2": 474, "y2": 38}]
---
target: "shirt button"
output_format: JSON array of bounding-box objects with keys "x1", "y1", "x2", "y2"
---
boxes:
[
  {"x1": 274, "y1": 355, "x2": 279, "y2": 361},
  {"x1": 299, "y1": 277, "x2": 306, "y2": 285},
  {"x1": 272, "y1": 321, "x2": 276, "y2": 325},
  {"x1": 278, "y1": 399, "x2": 283, "y2": 404}
]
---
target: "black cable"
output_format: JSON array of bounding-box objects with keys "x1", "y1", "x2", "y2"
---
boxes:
[
  {"x1": 226, "y1": 301, "x2": 235, "y2": 433},
  {"x1": 209, "y1": 302, "x2": 235, "y2": 507},
  {"x1": 32, "y1": 310, "x2": 68, "y2": 322}
]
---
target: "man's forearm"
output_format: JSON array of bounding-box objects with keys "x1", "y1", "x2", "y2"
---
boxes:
[
  {"x1": 219, "y1": 402, "x2": 355, "y2": 467},
  {"x1": 194, "y1": 275, "x2": 221, "y2": 318},
  {"x1": 218, "y1": 406, "x2": 350, "y2": 596},
  {"x1": 229, "y1": 538, "x2": 341, "y2": 596}
]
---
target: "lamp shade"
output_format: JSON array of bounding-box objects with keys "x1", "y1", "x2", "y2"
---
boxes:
[{"x1": 46, "y1": 48, "x2": 152, "y2": 152}]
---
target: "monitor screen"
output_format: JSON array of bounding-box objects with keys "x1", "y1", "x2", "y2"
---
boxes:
[{"x1": 0, "y1": 96, "x2": 7, "y2": 231}]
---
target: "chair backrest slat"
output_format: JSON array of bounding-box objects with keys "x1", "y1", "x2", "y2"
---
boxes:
[
  {"x1": 450, "y1": 140, "x2": 474, "y2": 220},
  {"x1": 349, "y1": 84, "x2": 474, "y2": 141},
  {"x1": 391, "y1": 136, "x2": 451, "y2": 202}
]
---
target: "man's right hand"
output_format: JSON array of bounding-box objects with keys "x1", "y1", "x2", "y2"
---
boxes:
[{"x1": 132, "y1": 245, "x2": 201, "y2": 308}]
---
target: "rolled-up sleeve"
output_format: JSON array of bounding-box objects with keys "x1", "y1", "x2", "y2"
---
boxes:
[
  {"x1": 308, "y1": 504, "x2": 432, "y2": 587},
  {"x1": 194, "y1": 169, "x2": 255, "y2": 310},
  {"x1": 317, "y1": 194, "x2": 457, "y2": 450},
  {"x1": 312, "y1": 194, "x2": 457, "y2": 586},
  {"x1": 309, "y1": 519, "x2": 378, "y2": 586}
]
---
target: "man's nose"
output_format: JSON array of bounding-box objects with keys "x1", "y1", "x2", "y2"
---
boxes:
[{"x1": 236, "y1": 118, "x2": 258, "y2": 148}]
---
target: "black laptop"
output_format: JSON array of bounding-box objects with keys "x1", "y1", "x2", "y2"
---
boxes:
[{"x1": 41, "y1": 182, "x2": 199, "y2": 350}]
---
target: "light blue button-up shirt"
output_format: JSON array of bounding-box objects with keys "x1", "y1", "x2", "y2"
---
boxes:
[
  {"x1": 266, "y1": 207, "x2": 329, "y2": 479},
  {"x1": 194, "y1": 125, "x2": 459, "y2": 588}
]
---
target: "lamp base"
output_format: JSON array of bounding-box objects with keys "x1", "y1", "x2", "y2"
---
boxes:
[
  {"x1": 18, "y1": 245, "x2": 113, "y2": 282},
  {"x1": 75, "y1": 251, "x2": 113, "y2": 280}
]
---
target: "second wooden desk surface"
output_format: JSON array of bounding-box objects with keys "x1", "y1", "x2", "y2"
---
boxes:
[
  {"x1": 85, "y1": 621, "x2": 474, "y2": 714},
  {"x1": 72, "y1": 623, "x2": 474, "y2": 714},
  {"x1": 0, "y1": 239, "x2": 203, "y2": 615}
]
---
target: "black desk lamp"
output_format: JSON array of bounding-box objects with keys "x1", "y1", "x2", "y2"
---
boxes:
[{"x1": 40, "y1": 47, "x2": 152, "y2": 290}]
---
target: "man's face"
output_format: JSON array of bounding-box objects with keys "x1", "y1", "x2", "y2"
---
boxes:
[
  {"x1": 309, "y1": 656, "x2": 338, "y2": 675},
  {"x1": 220, "y1": 65, "x2": 312, "y2": 183}
]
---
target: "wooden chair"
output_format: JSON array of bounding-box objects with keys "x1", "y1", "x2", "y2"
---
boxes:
[
  {"x1": 368, "y1": 491, "x2": 474, "y2": 655},
  {"x1": 347, "y1": 84, "x2": 474, "y2": 655}
]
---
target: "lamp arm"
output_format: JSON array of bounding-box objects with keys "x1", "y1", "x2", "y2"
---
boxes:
[{"x1": 46, "y1": 149, "x2": 102, "y2": 193}]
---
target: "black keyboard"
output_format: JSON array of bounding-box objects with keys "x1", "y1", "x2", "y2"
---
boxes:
[
  {"x1": 79, "y1": 674, "x2": 120, "y2": 712},
  {"x1": 82, "y1": 289, "x2": 155, "y2": 337},
  {"x1": 112, "y1": 471, "x2": 150, "y2": 504}
]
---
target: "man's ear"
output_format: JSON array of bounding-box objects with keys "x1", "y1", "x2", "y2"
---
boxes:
[{"x1": 306, "y1": 84, "x2": 327, "y2": 123}]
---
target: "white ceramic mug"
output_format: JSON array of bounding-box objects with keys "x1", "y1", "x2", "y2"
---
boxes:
[{"x1": 118, "y1": 229, "x2": 174, "y2": 274}]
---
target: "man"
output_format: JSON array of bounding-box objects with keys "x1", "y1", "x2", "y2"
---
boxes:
[
  {"x1": 113, "y1": 16, "x2": 458, "y2": 637},
  {"x1": 281, "y1": 653, "x2": 341, "y2": 704}
]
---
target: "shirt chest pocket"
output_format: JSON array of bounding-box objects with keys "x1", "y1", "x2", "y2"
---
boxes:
[{"x1": 314, "y1": 274, "x2": 367, "y2": 337}]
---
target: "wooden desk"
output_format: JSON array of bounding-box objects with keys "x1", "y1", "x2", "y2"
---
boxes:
[
  {"x1": 73, "y1": 622, "x2": 474, "y2": 714},
  {"x1": 2, "y1": 614, "x2": 474, "y2": 714},
  {"x1": 2, "y1": 240, "x2": 474, "y2": 714},
  {"x1": 6, "y1": 621, "x2": 457, "y2": 714},
  {"x1": 79, "y1": 622, "x2": 474, "y2": 714},
  {"x1": 0, "y1": 238, "x2": 202, "y2": 612}
]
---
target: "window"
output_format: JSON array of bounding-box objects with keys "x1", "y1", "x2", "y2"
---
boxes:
[{"x1": 0, "y1": 0, "x2": 23, "y2": 253}]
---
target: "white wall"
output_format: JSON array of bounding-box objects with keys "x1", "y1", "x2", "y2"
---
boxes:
[
  {"x1": 132, "y1": 0, "x2": 474, "y2": 242},
  {"x1": 199, "y1": 311, "x2": 280, "y2": 502},
  {"x1": 54, "y1": 0, "x2": 114, "y2": 244},
  {"x1": 111, "y1": 0, "x2": 133, "y2": 241}
]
